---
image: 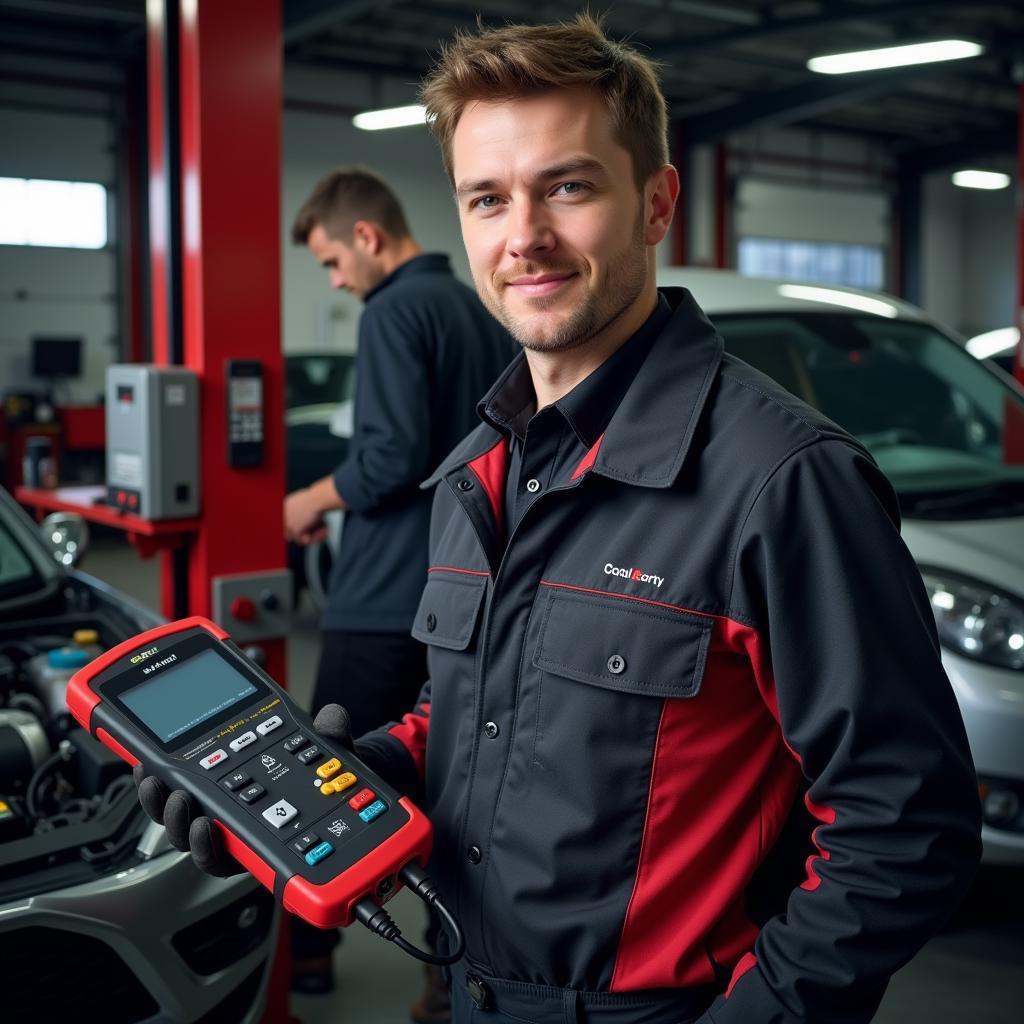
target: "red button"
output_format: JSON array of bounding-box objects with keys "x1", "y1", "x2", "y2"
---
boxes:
[
  {"x1": 348, "y1": 788, "x2": 375, "y2": 811},
  {"x1": 230, "y1": 596, "x2": 256, "y2": 622},
  {"x1": 128, "y1": 494, "x2": 138, "y2": 509},
  {"x1": 117, "y1": 491, "x2": 126, "y2": 505}
]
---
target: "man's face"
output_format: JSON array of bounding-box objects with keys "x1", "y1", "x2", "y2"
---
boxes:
[
  {"x1": 306, "y1": 223, "x2": 383, "y2": 301},
  {"x1": 452, "y1": 87, "x2": 661, "y2": 354}
]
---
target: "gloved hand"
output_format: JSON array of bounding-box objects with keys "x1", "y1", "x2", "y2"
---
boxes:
[{"x1": 133, "y1": 703, "x2": 355, "y2": 878}]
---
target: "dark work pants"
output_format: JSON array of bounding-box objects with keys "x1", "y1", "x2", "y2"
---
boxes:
[{"x1": 292, "y1": 629, "x2": 429, "y2": 961}]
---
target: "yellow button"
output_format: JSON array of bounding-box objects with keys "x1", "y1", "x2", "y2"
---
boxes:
[
  {"x1": 319, "y1": 780, "x2": 337, "y2": 795},
  {"x1": 316, "y1": 758, "x2": 342, "y2": 781},
  {"x1": 335, "y1": 772, "x2": 357, "y2": 793}
]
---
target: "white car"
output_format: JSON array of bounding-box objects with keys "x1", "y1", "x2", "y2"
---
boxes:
[{"x1": 661, "y1": 268, "x2": 1024, "y2": 865}]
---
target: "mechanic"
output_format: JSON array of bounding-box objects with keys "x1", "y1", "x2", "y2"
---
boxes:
[
  {"x1": 284, "y1": 168, "x2": 513, "y2": 1016},
  {"x1": 141, "y1": 16, "x2": 981, "y2": 1024}
]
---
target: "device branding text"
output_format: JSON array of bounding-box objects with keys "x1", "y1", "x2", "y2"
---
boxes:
[
  {"x1": 131, "y1": 646, "x2": 159, "y2": 664},
  {"x1": 142, "y1": 653, "x2": 178, "y2": 675}
]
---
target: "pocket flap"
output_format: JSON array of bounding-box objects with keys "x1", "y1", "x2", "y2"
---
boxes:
[
  {"x1": 411, "y1": 571, "x2": 488, "y2": 650},
  {"x1": 533, "y1": 587, "x2": 711, "y2": 698}
]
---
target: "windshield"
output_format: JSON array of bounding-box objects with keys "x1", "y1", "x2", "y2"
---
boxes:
[
  {"x1": 285, "y1": 354, "x2": 355, "y2": 410},
  {"x1": 0, "y1": 514, "x2": 44, "y2": 600},
  {"x1": 712, "y1": 312, "x2": 1024, "y2": 518}
]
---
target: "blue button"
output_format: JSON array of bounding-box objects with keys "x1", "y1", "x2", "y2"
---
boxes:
[
  {"x1": 359, "y1": 799, "x2": 387, "y2": 823},
  {"x1": 304, "y1": 841, "x2": 334, "y2": 866}
]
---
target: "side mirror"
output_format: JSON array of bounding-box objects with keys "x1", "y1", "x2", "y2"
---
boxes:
[{"x1": 40, "y1": 512, "x2": 90, "y2": 568}]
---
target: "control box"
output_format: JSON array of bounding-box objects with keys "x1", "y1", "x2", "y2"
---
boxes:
[{"x1": 106, "y1": 365, "x2": 200, "y2": 519}]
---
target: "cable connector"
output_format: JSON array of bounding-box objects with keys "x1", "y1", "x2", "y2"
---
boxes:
[{"x1": 353, "y1": 898, "x2": 401, "y2": 941}]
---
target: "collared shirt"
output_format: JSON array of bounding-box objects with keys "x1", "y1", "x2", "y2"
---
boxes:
[{"x1": 479, "y1": 295, "x2": 672, "y2": 539}]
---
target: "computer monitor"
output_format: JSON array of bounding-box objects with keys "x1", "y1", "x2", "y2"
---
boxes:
[{"x1": 32, "y1": 337, "x2": 82, "y2": 379}]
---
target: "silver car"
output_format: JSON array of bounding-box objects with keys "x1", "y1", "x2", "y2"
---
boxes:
[
  {"x1": 661, "y1": 269, "x2": 1024, "y2": 865},
  {"x1": 0, "y1": 488, "x2": 277, "y2": 1022}
]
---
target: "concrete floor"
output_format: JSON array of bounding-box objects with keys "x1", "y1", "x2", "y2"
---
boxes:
[{"x1": 81, "y1": 536, "x2": 1024, "y2": 1024}]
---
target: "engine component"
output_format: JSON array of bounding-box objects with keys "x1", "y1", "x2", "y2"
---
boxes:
[
  {"x1": 0, "y1": 709, "x2": 50, "y2": 794},
  {"x1": 66, "y1": 728, "x2": 130, "y2": 795}
]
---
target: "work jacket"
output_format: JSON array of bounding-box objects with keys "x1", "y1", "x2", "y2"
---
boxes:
[{"x1": 361, "y1": 287, "x2": 982, "y2": 1023}]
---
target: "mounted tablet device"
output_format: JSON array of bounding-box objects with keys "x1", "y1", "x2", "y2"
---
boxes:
[{"x1": 66, "y1": 616, "x2": 463, "y2": 964}]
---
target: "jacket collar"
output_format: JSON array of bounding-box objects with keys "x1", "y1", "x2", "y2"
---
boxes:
[{"x1": 423, "y1": 287, "x2": 723, "y2": 490}]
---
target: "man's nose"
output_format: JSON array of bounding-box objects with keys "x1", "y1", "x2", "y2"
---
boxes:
[
  {"x1": 329, "y1": 270, "x2": 346, "y2": 290},
  {"x1": 506, "y1": 198, "x2": 555, "y2": 261}
]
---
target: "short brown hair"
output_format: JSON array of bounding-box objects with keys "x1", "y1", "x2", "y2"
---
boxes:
[
  {"x1": 421, "y1": 13, "x2": 668, "y2": 189},
  {"x1": 291, "y1": 167, "x2": 411, "y2": 245}
]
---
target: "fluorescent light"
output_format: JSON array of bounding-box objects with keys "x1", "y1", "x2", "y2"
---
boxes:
[
  {"x1": 952, "y1": 170, "x2": 1011, "y2": 191},
  {"x1": 808, "y1": 39, "x2": 983, "y2": 75},
  {"x1": 777, "y1": 284, "x2": 898, "y2": 318},
  {"x1": 352, "y1": 104, "x2": 427, "y2": 131},
  {"x1": 0, "y1": 176, "x2": 106, "y2": 248},
  {"x1": 966, "y1": 327, "x2": 1018, "y2": 360}
]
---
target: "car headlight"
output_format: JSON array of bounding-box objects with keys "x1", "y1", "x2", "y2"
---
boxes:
[{"x1": 920, "y1": 569, "x2": 1024, "y2": 671}]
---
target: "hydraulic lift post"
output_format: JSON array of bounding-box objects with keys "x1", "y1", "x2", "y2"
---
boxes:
[{"x1": 147, "y1": 2, "x2": 293, "y2": 1020}]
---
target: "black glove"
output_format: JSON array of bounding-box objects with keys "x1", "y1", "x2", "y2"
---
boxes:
[{"x1": 133, "y1": 704, "x2": 355, "y2": 878}]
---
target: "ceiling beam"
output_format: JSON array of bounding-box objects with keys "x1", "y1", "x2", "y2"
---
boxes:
[
  {"x1": 649, "y1": 0, "x2": 996, "y2": 62},
  {"x1": 284, "y1": 0, "x2": 404, "y2": 47},
  {"x1": 897, "y1": 120, "x2": 1016, "y2": 175}
]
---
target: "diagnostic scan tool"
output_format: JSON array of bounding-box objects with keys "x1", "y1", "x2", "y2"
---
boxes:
[{"x1": 67, "y1": 617, "x2": 463, "y2": 963}]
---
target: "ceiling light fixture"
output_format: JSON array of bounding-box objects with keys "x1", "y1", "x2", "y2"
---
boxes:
[
  {"x1": 352, "y1": 105, "x2": 427, "y2": 131},
  {"x1": 952, "y1": 170, "x2": 1011, "y2": 191},
  {"x1": 778, "y1": 284, "x2": 898, "y2": 318},
  {"x1": 808, "y1": 39, "x2": 983, "y2": 75}
]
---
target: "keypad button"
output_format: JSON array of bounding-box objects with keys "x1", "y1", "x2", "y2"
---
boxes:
[
  {"x1": 348, "y1": 788, "x2": 376, "y2": 811},
  {"x1": 334, "y1": 771, "x2": 357, "y2": 793},
  {"x1": 358, "y1": 799, "x2": 387, "y2": 824},
  {"x1": 222, "y1": 771, "x2": 251, "y2": 793},
  {"x1": 284, "y1": 734, "x2": 309, "y2": 753},
  {"x1": 199, "y1": 749, "x2": 228, "y2": 770},
  {"x1": 229, "y1": 731, "x2": 257, "y2": 752},
  {"x1": 292, "y1": 832, "x2": 319, "y2": 855},
  {"x1": 297, "y1": 745, "x2": 321, "y2": 765},
  {"x1": 305, "y1": 841, "x2": 334, "y2": 866},
  {"x1": 262, "y1": 799, "x2": 299, "y2": 829},
  {"x1": 256, "y1": 715, "x2": 283, "y2": 736},
  {"x1": 239, "y1": 784, "x2": 266, "y2": 804},
  {"x1": 316, "y1": 758, "x2": 342, "y2": 781}
]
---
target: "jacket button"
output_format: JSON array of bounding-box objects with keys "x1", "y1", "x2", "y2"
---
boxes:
[
  {"x1": 525, "y1": 478, "x2": 541, "y2": 494},
  {"x1": 467, "y1": 845, "x2": 482, "y2": 864},
  {"x1": 426, "y1": 613, "x2": 437, "y2": 632},
  {"x1": 484, "y1": 721, "x2": 499, "y2": 739},
  {"x1": 458, "y1": 479, "x2": 474, "y2": 491},
  {"x1": 607, "y1": 654, "x2": 626, "y2": 674}
]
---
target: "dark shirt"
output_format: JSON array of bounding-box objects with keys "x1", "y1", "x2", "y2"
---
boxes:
[
  {"x1": 480, "y1": 295, "x2": 672, "y2": 538},
  {"x1": 325, "y1": 253, "x2": 515, "y2": 632}
]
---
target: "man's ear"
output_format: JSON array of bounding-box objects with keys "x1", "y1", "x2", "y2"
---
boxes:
[
  {"x1": 352, "y1": 220, "x2": 384, "y2": 256},
  {"x1": 643, "y1": 165, "x2": 680, "y2": 248}
]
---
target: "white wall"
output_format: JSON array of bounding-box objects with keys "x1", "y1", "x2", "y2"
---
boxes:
[{"x1": 0, "y1": 107, "x2": 118, "y2": 403}]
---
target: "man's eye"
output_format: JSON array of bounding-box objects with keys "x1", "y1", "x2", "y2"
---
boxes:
[
  {"x1": 475, "y1": 195, "x2": 500, "y2": 209},
  {"x1": 554, "y1": 182, "x2": 588, "y2": 196}
]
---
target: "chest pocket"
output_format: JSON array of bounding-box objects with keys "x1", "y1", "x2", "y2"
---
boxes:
[
  {"x1": 532, "y1": 587, "x2": 711, "y2": 698},
  {"x1": 411, "y1": 572, "x2": 488, "y2": 650}
]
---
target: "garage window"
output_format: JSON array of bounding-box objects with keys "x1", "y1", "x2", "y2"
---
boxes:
[
  {"x1": 738, "y1": 237, "x2": 884, "y2": 290},
  {"x1": 0, "y1": 176, "x2": 108, "y2": 249}
]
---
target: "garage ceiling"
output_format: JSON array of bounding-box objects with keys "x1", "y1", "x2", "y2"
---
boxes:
[{"x1": 0, "y1": 0, "x2": 1020, "y2": 169}]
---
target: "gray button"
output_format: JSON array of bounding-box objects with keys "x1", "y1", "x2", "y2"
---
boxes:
[
  {"x1": 256, "y1": 715, "x2": 283, "y2": 736},
  {"x1": 607, "y1": 654, "x2": 626, "y2": 675},
  {"x1": 426, "y1": 613, "x2": 437, "y2": 632},
  {"x1": 484, "y1": 721, "x2": 499, "y2": 739},
  {"x1": 525, "y1": 478, "x2": 541, "y2": 494},
  {"x1": 229, "y1": 731, "x2": 257, "y2": 752},
  {"x1": 467, "y1": 845, "x2": 482, "y2": 864},
  {"x1": 262, "y1": 799, "x2": 299, "y2": 829},
  {"x1": 199, "y1": 749, "x2": 228, "y2": 770}
]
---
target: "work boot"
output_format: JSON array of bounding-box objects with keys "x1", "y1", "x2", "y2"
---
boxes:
[
  {"x1": 408, "y1": 964, "x2": 451, "y2": 1024},
  {"x1": 290, "y1": 953, "x2": 335, "y2": 995}
]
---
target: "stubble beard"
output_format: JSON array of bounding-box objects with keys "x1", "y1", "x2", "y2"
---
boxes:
[{"x1": 484, "y1": 209, "x2": 648, "y2": 355}]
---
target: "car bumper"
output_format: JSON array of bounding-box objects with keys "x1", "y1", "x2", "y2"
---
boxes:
[
  {"x1": 943, "y1": 650, "x2": 1024, "y2": 865},
  {"x1": 0, "y1": 829, "x2": 276, "y2": 1023}
]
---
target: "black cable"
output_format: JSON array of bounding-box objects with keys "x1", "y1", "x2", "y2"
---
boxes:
[{"x1": 353, "y1": 861, "x2": 465, "y2": 966}]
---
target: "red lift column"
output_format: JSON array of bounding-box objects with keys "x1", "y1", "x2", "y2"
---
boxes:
[
  {"x1": 1017, "y1": 82, "x2": 1024, "y2": 387},
  {"x1": 148, "y1": 3, "x2": 293, "y2": 1021}
]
